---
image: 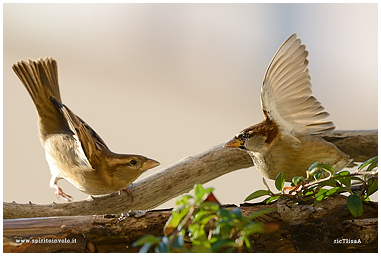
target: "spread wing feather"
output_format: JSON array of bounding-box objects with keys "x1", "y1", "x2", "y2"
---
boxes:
[{"x1": 261, "y1": 33, "x2": 335, "y2": 134}]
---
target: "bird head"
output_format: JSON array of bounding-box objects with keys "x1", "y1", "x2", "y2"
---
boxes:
[
  {"x1": 108, "y1": 155, "x2": 160, "y2": 189},
  {"x1": 224, "y1": 118, "x2": 279, "y2": 153}
]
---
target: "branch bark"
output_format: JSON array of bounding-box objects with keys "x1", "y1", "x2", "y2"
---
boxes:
[
  {"x1": 3, "y1": 130, "x2": 377, "y2": 219},
  {"x1": 320, "y1": 129, "x2": 378, "y2": 162},
  {"x1": 3, "y1": 195, "x2": 378, "y2": 253}
]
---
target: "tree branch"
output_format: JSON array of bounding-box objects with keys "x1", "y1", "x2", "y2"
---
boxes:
[
  {"x1": 3, "y1": 130, "x2": 377, "y2": 219},
  {"x1": 3, "y1": 195, "x2": 378, "y2": 252}
]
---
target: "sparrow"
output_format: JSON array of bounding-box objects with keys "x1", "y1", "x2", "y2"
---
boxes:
[
  {"x1": 12, "y1": 57, "x2": 160, "y2": 201},
  {"x1": 224, "y1": 34, "x2": 351, "y2": 181}
]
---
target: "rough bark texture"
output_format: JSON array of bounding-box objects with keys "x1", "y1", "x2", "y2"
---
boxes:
[
  {"x1": 321, "y1": 130, "x2": 378, "y2": 163},
  {"x1": 3, "y1": 130, "x2": 378, "y2": 219},
  {"x1": 3, "y1": 195, "x2": 377, "y2": 253}
]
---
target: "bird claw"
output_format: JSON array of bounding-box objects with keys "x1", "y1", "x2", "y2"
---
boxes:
[
  {"x1": 54, "y1": 185, "x2": 73, "y2": 202},
  {"x1": 118, "y1": 188, "x2": 133, "y2": 202}
]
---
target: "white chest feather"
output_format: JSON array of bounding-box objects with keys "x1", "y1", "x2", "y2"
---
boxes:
[{"x1": 43, "y1": 134, "x2": 93, "y2": 187}]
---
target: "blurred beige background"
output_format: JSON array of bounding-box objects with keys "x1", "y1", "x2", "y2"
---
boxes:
[{"x1": 3, "y1": 4, "x2": 378, "y2": 208}]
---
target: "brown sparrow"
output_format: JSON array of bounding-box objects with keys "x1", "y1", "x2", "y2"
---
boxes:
[
  {"x1": 224, "y1": 34, "x2": 351, "y2": 181},
  {"x1": 12, "y1": 57, "x2": 160, "y2": 201}
]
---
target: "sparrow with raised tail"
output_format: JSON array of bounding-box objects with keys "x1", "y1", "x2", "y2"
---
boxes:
[
  {"x1": 224, "y1": 34, "x2": 351, "y2": 181},
  {"x1": 12, "y1": 57, "x2": 160, "y2": 201}
]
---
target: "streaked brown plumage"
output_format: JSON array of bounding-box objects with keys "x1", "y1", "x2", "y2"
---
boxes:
[
  {"x1": 224, "y1": 34, "x2": 351, "y2": 181},
  {"x1": 12, "y1": 57, "x2": 160, "y2": 201}
]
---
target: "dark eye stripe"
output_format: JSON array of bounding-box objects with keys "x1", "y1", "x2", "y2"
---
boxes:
[{"x1": 239, "y1": 132, "x2": 250, "y2": 140}]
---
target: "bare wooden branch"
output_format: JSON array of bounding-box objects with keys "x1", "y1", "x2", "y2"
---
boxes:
[
  {"x1": 319, "y1": 129, "x2": 378, "y2": 162},
  {"x1": 3, "y1": 195, "x2": 378, "y2": 253},
  {"x1": 3, "y1": 130, "x2": 377, "y2": 219}
]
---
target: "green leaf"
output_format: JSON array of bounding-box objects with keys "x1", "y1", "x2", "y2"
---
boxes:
[
  {"x1": 332, "y1": 170, "x2": 352, "y2": 188},
  {"x1": 312, "y1": 187, "x2": 348, "y2": 206},
  {"x1": 242, "y1": 222, "x2": 265, "y2": 235},
  {"x1": 302, "y1": 189, "x2": 316, "y2": 196},
  {"x1": 175, "y1": 195, "x2": 193, "y2": 206},
  {"x1": 342, "y1": 178, "x2": 352, "y2": 189},
  {"x1": 192, "y1": 244, "x2": 212, "y2": 253},
  {"x1": 334, "y1": 170, "x2": 350, "y2": 177},
  {"x1": 243, "y1": 236, "x2": 252, "y2": 251},
  {"x1": 194, "y1": 183, "x2": 203, "y2": 197},
  {"x1": 367, "y1": 178, "x2": 378, "y2": 196},
  {"x1": 347, "y1": 194, "x2": 363, "y2": 217},
  {"x1": 319, "y1": 179, "x2": 339, "y2": 188},
  {"x1": 218, "y1": 208, "x2": 231, "y2": 218},
  {"x1": 139, "y1": 242, "x2": 154, "y2": 253},
  {"x1": 327, "y1": 187, "x2": 348, "y2": 196},
  {"x1": 157, "y1": 236, "x2": 171, "y2": 253},
  {"x1": 320, "y1": 163, "x2": 335, "y2": 174},
  {"x1": 366, "y1": 160, "x2": 378, "y2": 172},
  {"x1": 134, "y1": 234, "x2": 163, "y2": 253},
  {"x1": 314, "y1": 170, "x2": 325, "y2": 180},
  {"x1": 229, "y1": 207, "x2": 242, "y2": 218},
  {"x1": 245, "y1": 190, "x2": 271, "y2": 201},
  {"x1": 265, "y1": 195, "x2": 280, "y2": 204},
  {"x1": 315, "y1": 188, "x2": 329, "y2": 197},
  {"x1": 337, "y1": 176, "x2": 352, "y2": 189},
  {"x1": 210, "y1": 239, "x2": 238, "y2": 253},
  {"x1": 133, "y1": 234, "x2": 161, "y2": 247},
  {"x1": 308, "y1": 162, "x2": 320, "y2": 172},
  {"x1": 199, "y1": 201, "x2": 220, "y2": 212},
  {"x1": 358, "y1": 156, "x2": 378, "y2": 171},
  {"x1": 275, "y1": 172, "x2": 286, "y2": 191},
  {"x1": 291, "y1": 176, "x2": 304, "y2": 186},
  {"x1": 191, "y1": 222, "x2": 210, "y2": 241},
  {"x1": 192, "y1": 210, "x2": 213, "y2": 224},
  {"x1": 308, "y1": 162, "x2": 334, "y2": 174},
  {"x1": 312, "y1": 188, "x2": 329, "y2": 204},
  {"x1": 166, "y1": 207, "x2": 189, "y2": 232},
  {"x1": 194, "y1": 184, "x2": 214, "y2": 203}
]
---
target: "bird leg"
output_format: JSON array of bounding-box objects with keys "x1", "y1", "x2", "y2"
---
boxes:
[{"x1": 54, "y1": 184, "x2": 73, "y2": 202}]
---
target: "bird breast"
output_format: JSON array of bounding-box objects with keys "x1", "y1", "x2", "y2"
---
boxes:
[{"x1": 250, "y1": 132, "x2": 350, "y2": 181}]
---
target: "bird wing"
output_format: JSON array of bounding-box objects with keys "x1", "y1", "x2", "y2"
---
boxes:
[
  {"x1": 51, "y1": 98, "x2": 109, "y2": 169},
  {"x1": 261, "y1": 33, "x2": 335, "y2": 135}
]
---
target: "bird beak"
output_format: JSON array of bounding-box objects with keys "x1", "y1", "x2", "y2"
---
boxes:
[
  {"x1": 224, "y1": 137, "x2": 244, "y2": 149},
  {"x1": 142, "y1": 159, "x2": 160, "y2": 170}
]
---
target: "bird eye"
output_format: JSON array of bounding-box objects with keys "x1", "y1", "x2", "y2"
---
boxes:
[
  {"x1": 241, "y1": 132, "x2": 250, "y2": 139},
  {"x1": 129, "y1": 159, "x2": 137, "y2": 165}
]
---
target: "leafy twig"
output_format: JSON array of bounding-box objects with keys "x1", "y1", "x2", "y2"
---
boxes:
[{"x1": 245, "y1": 157, "x2": 378, "y2": 218}]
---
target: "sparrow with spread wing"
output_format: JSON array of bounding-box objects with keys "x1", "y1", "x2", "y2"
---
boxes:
[
  {"x1": 225, "y1": 34, "x2": 351, "y2": 181},
  {"x1": 12, "y1": 57, "x2": 160, "y2": 201}
]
